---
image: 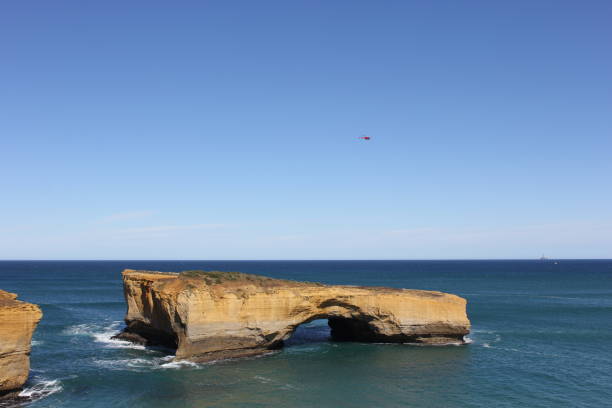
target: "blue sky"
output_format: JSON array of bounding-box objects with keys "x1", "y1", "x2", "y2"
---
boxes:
[{"x1": 1, "y1": 1, "x2": 611, "y2": 259}]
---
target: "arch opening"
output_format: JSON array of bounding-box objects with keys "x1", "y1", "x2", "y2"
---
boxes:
[
  {"x1": 284, "y1": 319, "x2": 330, "y2": 347},
  {"x1": 282, "y1": 313, "x2": 386, "y2": 348}
]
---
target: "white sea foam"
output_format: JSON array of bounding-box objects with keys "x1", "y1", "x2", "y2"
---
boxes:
[
  {"x1": 93, "y1": 331, "x2": 145, "y2": 350},
  {"x1": 159, "y1": 359, "x2": 202, "y2": 369},
  {"x1": 31, "y1": 340, "x2": 43, "y2": 346},
  {"x1": 96, "y1": 356, "x2": 166, "y2": 370},
  {"x1": 463, "y1": 336, "x2": 473, "y2": 344},
  {"x1": 466, "y1": 329, "x2": 502, "y2": 346},
  {"x1": 94, "y1": 355, "x2": 197, "y2": 371},
  {"x1": 62, "y1": 323, "x2": 97, "y2": 336},
  {"x1": 158, "y1": 350, "x2": 279, "y2": 369},
  {"x1": 18, "y1": 379, "x2": 62, "y2": 400},
  {"x1": 94, "y1": 358, "x2": 154, "y2": 370},
  {"x1": 63, "y1": 321, "x2": 145, "y2": 350}
]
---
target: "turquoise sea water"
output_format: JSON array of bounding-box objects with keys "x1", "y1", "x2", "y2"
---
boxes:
[{"x1": 1, "y1": 260, "x2": 611, "y2": 407}]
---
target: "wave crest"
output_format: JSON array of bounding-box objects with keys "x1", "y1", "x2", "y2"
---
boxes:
[
  {"x1": 63, "y1": 321, "x2": 145, "y2": 350},
  {"x1": 18, "y1": 379, "x2": 62, "y2": 401}
]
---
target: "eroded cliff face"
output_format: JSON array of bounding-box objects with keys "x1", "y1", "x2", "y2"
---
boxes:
[
  {"x1": 0, "y1": 290, "x2": 42, "y2": 395},
  {"x1": 116, "y1": 269, "x2": 471, "y2": 362}
]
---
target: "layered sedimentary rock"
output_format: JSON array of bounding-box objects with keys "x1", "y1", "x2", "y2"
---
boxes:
[
  {"x1": 116, "y1": 269, "x2": 470, "y2": 362},
  {"x1": 0, "y1": 291, "x2": 42, "y2": 395}
]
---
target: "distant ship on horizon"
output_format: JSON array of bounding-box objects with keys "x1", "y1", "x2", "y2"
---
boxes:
[{"x1": 539, "y1": 255, "x2": 559, "y2": 264}]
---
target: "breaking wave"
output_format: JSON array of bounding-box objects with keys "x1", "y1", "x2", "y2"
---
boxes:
[
  {"x1": 62, "y1": 321, "x2": 217, "y2": 371},
  {"x1": 62, "y1": 321, "x2": 145, "y2": 350},
  {"x1": 468, "y1": 329, "x2": 502, "y2": 347},
  {"x1": 158, "y1": 359, "x2": 202, "y2": 369},
  {"x1": 93, "y1": 355, "x2": 211, "y2": 371},
  {"x1": 18, "y1": 378, "x2": 63, "y2": 402}
]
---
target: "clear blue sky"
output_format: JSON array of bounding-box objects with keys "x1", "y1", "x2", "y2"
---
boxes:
[{"x1": 1, "y1": 1, "x2": 611, "y2": 259}]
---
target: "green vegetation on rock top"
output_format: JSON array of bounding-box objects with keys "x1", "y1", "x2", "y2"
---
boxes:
[
  {"x1": 177, "y1": 270, "x2": 325, "y2": 287},
  {"x1": 179, "y1": 270, "x2": 275, "y2": 285}
]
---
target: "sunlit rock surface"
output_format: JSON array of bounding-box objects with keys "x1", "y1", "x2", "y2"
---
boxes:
[
  {"x1": 116, "y1": 269, "x2": 471, "y2": 362},
  {"x1": 0, "y1": 290, "x2": 42, "y2": 395}
]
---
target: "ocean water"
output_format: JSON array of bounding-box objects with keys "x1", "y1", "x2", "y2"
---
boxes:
[{"x1": 1, "y1": 260, "x2": 611, "y2": 408}]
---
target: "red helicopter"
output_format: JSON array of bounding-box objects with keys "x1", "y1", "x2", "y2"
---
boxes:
[{"x1": 358, "y1": 135, "x2": 371, "y2": 140}]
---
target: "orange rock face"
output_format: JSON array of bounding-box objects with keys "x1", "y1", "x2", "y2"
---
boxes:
[
  {"x1": 116, "y1": 269, "x2": 471, "y2": 362},
  {"x1": 0, "y1": 291, "x2": 42, "y2": 394}
]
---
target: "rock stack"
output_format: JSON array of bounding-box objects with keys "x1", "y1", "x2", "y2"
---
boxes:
[{"x1": 0, "y1": 290, "x2": 42, "y2": 397}]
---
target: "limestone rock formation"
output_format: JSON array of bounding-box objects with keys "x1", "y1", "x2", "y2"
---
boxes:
[
  {"x1": 0, "y1": 290, "x2": 42, "y2": 395},
  {"x1": 116, "y1": 269, "x2": 471, "y2": 362}
]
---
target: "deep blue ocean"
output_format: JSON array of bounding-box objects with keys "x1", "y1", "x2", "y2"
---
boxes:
[{"x1": 1, "y1": 260, "x2": 611, "y2": 408}]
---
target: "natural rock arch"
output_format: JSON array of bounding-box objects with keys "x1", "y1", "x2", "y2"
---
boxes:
[{"x1": 116, "y1": 270, "x2": 471, "y2": 362}]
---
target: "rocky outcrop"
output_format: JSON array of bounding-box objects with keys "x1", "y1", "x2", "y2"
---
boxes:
[
  {"x1": 0, "y1": 291, "x2": 42, "y2": 396},
  {"x1": 116, "y1": 269, "x2": 470, "y2": 362}
]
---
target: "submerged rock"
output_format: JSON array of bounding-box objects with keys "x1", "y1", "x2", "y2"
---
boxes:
[
  {"x1": 0, "y1": 290, "x2": 42, "y2": 396},
  {"x1": 115, "y1": 269, "x2": 471, "y2": 362}
]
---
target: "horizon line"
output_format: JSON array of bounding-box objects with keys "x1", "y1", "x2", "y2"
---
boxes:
[{"x1": 1, "y1": 258, "x2": 611, "y2": 262}]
